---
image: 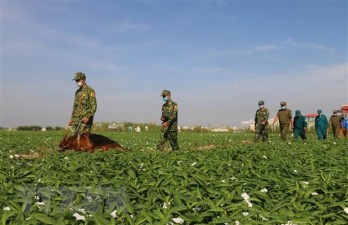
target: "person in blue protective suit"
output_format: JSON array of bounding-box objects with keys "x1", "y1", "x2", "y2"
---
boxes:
[
  {"x1": 315, "y1": 109, "x2": 329, "y2": 140},
  {"x1": 292, "y1": 110, "x2": 307, "y2": 141}
]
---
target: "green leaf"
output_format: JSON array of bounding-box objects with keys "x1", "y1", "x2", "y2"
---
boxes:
[{"x1": 30, "y1": 213, "x2": 56, "y2": 224}]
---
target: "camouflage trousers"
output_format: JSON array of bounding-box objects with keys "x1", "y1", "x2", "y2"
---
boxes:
[
  {"x1": 254, "y1": 124, "x2": 268, "y2": 142},
  {"x1": 279, "y1": 123, "x2": 290, "y2": 141},
  {"x1": 157, "y1": 131, "x2": 179, "y2": 151},
  {"x1": 71, "y1": 117, "x2": 93, "y2": 134}
]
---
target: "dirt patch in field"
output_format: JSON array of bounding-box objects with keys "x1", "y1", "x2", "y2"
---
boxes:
[
  {"x1": 196, "y1": 144, "x2": 216, "y2": 150},
  {"x1": 241, "y1": 140, "x2": 253, "y2": 144},
  {"x1": 16, "y1": 152, "x2": 41, "y2": 159}
]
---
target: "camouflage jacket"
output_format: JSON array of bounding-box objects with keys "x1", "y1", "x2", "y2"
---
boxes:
[
  {"x1": 329, "y1": 115, "x2": 341, "y2": 127},
  {"x1": 255, "y1": 107, "x2": 269, "y2": 126},
  {"x1": 161, "y1": 100, "x2": 178, "y2": 131},
  {"x1": 71, "y1": 85, "x2": 97, "y2": 120},
  {"x1": 277, "y1": 108, "x2": 292, "y2": 125}
]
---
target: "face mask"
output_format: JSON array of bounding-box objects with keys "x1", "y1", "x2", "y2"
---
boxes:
[
  {"x1": 163, "y1": 97, "x2": 169, "y2": 102},
  {"x1": 281, "y1": 106, "x2": 286, "y2": 109},
  {"x1": 76, "y1": 81, "x2": 83, "y2": 87},
  {"x1": 259, "y1": 105, "x2": 264, "y2": 108}
]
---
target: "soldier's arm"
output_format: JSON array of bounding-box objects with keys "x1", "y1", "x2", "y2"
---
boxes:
[
  {"x1": 166, "y1": 104, "x2": 178, "y2": 125},
  {"x1": 86, "y1": 89, "x2": 97, "y2": 118}
]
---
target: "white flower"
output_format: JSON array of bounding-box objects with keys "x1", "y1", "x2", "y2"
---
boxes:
[
  {"x1": 262, "y1": 155, "x2": 267, "y2": 159},
  {"x1": 172, "y1": 217, "x2": 184, "y2": 224},
  {"x1": 234, "y1": 221, "x2": 240, "y2": 225},
  {"x1": 9, "y1": 155, "x2": 13, "y2": 159},
  {"x1": 281, "y1": 221, "x2": 298, "y2": 225},
  {"x1": 3, "y1": 207, "x2": 10, "y2": 211},
  {"x1": 302, "y1": 181, "x2": 309, "y2": 188},
  {"x1": 261, "y1": 215, "x2": 268, "y2": 221},
  {"x1": 241, "y1": 192, "x2": 253, "y2": 207},
  {"x1": 242, "y1": 212, "x2": 249, "y2": 216},
  {"x1": 241, "y1": 192, "x2": 249, "y2": 200},
  {"x1": 110, "y1": 210, "x2": 117, "y2": 218},
  {"x1": 344, "y1": 207, "x2": 348, "y2": 214},
  {"x1": 15, "y1": 154, "x2": 19, "y2": 158},
  {"x1": 162, "y1": 202, "x2": 168, "y2": 209},
  {"x1": 191, "y1": 162, "x2": 197, "y2": 166},
  {"x1": 293, "y1": 170, "x2": 298, "y2": 173},
  {"x1": 78, "y1": 208, "x2": 86, "y2": 214},
  {"x1": 260, "y1": 188, "x2": 268, "y2": 193},
  {"x1": 35, "y1": 202, "x2": 45, "y2": 206},
  {"x1": 64, "y1": 157, "x2": 69, "y2": 160},
  {"x1": 73, "y1": 213, "x2": 85, "y2": 221},
  {"x1": 221, "y1": 180, "x2": 226, "y2": 183},
  {"x1": 311, "y1": 192, "x2": 318, "y2": 196}
]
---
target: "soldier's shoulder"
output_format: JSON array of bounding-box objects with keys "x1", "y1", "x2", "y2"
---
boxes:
[{"x1": 261, "y1": 107, "x2": 269, "y2": 112}]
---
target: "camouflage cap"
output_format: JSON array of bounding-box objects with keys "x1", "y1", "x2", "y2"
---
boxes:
[
  {"x1": 295, "y1": 110, "x2": 301, "y2": 115},
  {"x1": 72, "y1": 72, "x2": 86, "y2": 81},
  {"x1": 161, "y1": 90, "x2": 171, "y2": 97},
  {"x1": 280, "y1": 101, "x2": 287, "y2": 106},
  {"x1": 333, "y1": 110, "x2": 338, "y2": 114},
  {"x1": 258, "y1": 100, "x2": 264, "y2": 105}
]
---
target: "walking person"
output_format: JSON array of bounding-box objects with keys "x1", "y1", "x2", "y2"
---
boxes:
[
  {"x1": 273, "y1": 101, "x2": 292, "y2": 141},
  {"x1": 315, "y1": 109, "x2": 328, "y2": 140},
  {"x1": 68, "y1": 72, "x2": 97, "y2": 134},
  {"x1": 254, "y1": 100, "x2": 269, "y2": 142},
  {"x1": 157, "y1": 90, "x2": 179, "y2": 151},
  {"x1": 329, "y1": 110, "x2": 341, "y2": 138},
  {"x1": 292, "y1": 110, "x2": 307, "y2": 141}
]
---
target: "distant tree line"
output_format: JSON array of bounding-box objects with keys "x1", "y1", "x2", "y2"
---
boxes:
[{"x1": 17, "y1": 126, "x2": 63, "y2": 131}]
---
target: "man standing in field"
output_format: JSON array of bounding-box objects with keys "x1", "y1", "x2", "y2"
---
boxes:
[
  {"x1": 329, "y1": 110, "x2": 341, "y2": 138},
  {"x1": 68, "y1": 72, "x2": 97, "y2": 134},
  {"x1": 157, "y1": 90, "x2": 179, "y2": 151},
  {"x1": 315, "y1": 109, "x2": 328, "y2": 140},
  {"x1": 254, "y1": 100, "x2": 269, "y2": 142},
  {"x1": 292, "y1": 110, "x2": 307, "y2": 141},
  {"x1": 273, "y1": 101, "x2": 292, "y2": 141}
]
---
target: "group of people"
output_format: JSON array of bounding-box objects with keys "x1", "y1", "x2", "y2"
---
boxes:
[
  {"x1": 67, "y1": 72, "x2": 179, "y2": 151},
  {"x1": 254, "y1": 100, "x2": 348, "y2": 142},
  {"x1": 67, "y1": 72, "x2": 346, "y2": 152}
]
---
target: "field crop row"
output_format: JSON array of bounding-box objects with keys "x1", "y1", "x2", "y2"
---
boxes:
[{"x1": 0, "y1": 131, "x2": 347, "y2": 224}]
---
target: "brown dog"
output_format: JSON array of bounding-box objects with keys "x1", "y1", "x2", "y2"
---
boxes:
[{"x1": 58, "y1": 133, "x2": 130, "y2": 153}]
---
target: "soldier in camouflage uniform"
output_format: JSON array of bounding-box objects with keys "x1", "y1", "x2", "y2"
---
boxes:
[
  {"x1": 254, "y1": 100, "x2": 269, "y2": 142},
  {"x1": 68, "y1": 72, "x2": 97, "y2": 134},
  {"x1": 272, "y1": 101, "x2": 292, "y2": 141},
  {"x1": 157, "y1": 90, "x2": 179, "y2": 151},
  {"x1": 329, "y1": 110, "x2": 341, "y2": 138}
]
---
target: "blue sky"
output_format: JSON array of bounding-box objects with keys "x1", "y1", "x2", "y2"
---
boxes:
[{"x1": 1, "y1": 0, "x2": 347, "y2": 128}]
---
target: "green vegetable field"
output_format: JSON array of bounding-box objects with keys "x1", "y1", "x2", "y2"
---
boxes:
[{"x1": 0, "y1": 131, "x2": 347, "y2": 225}]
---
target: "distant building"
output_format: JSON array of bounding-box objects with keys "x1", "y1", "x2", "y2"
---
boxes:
[
  {"x1": 135, "y1": 126, "x2": 141, "y2": 132},
  {"x1": 211, "y1": 125, "x2": 230, "y2": 132}
]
